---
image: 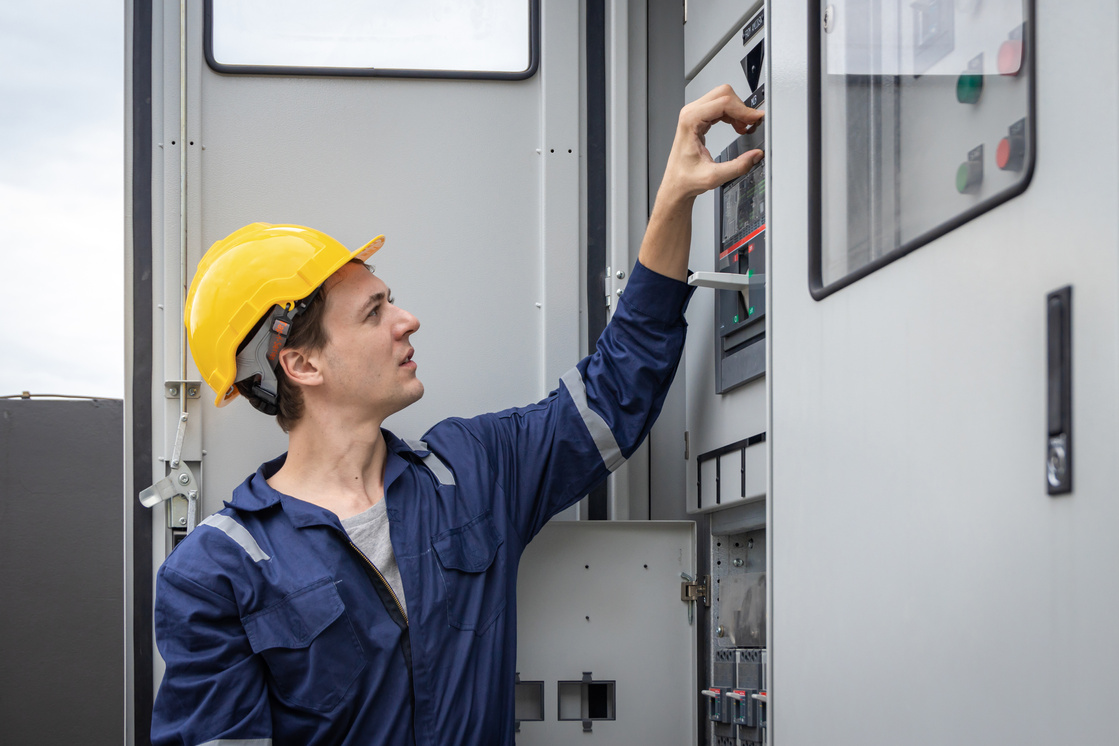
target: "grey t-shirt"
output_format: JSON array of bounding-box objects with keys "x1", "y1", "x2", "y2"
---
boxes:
[{"x1": 341, "y1": 499, "x2": 408, "y2": 618}]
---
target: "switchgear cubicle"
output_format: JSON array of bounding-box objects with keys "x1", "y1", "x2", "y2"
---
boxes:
[{"x1": 684, "y1": 5, "x2": 770, "y2": 746}]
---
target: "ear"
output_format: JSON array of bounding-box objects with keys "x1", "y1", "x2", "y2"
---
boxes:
[{"x1": 277, "y1": 346, "x2": 323, "y2": 388}]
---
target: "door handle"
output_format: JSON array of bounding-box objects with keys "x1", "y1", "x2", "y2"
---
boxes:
[{"x1": 1046, "y1": 286, "x2": 1072, "y2": 495}]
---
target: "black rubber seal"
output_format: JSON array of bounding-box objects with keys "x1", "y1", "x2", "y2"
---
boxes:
[{"x1": 130, "y1": 1, "x2": 155, "y2": 742}]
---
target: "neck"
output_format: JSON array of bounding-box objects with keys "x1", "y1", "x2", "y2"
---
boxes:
[{"x1": 268, "y1": 408, "x2": 390, "y2": 521}]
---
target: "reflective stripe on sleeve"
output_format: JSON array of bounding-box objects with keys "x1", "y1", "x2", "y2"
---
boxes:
[
  {"x1": 560, "y1": 367, "x2": 625, "y2": 472},
  {"x1": 198, "y1": 740, "x2": 272, "y2": 746},
  {"x1": 199, "y1": 514, "x2": 271, "y2": 562},
  {"x1": 404, "y1": 439, "x2": 456, "y2": 486}
]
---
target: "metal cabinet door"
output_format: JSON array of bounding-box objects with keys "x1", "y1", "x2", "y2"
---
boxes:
[
  {"x1": 768, "y1": 2, "x2": 1119, "y2": 744},
  {"x1": 516, "y1": 521, "x2": 698, "y2": 744}
]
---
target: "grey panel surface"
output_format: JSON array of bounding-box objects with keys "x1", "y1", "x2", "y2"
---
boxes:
[
  {"x1": 0, "y1": 399, "x2": 124, "y2": 745},
  {"x1": 770, "y1": 1, "x2": 1119, "y2": 744},
  {"x1": 684, "y1": 0, "x2": 763, "y2": 80},
  {"x1": 516, "y1": 521, "x2": 696, "y2": 744}
]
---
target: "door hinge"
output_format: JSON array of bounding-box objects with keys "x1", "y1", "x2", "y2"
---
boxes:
[{"x1": 681, "y1": 574, "x2": 710, "y2": 607}]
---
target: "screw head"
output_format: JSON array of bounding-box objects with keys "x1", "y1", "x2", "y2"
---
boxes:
[
  {"x1": 615, "y1": 270, "x2": 626, "y2": 280},
  {"x1": 823, "y1": 5, "x2": 835, "y2": 32},
  {"x1": 187, "y1": 387, "x2": 198, "y2": 397},
  {"x1": 167, "y1": 386, "x2": 179, "y2": 396},
  {"x1": 179, "y1": 517, "x2": 187, "y2": 526},
  {"x1": 733, "y1": 558, "x2": 745, "y2": 567},
  {"x1": 716, "y1": 625, "x2": 726, "y2": 637},
  {"x1": 178, "y1": 473, "x2": 190, "y2": 485}
]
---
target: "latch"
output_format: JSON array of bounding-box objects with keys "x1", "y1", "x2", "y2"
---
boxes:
[
  {"x1": 681, "y1": 573, "x2": 710, "y2": 625},
  {"x1": 139, "y1": 409, "x2": 201, "y2": 535}
]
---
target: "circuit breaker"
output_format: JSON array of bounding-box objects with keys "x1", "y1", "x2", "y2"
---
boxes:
[{"x1": 689, "y1": 7, "x2": 768, "y2": 393}]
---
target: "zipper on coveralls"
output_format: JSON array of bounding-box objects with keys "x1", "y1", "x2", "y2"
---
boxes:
[{"x1": 349, "y1": 541, "x2": 409, "y2": 625}]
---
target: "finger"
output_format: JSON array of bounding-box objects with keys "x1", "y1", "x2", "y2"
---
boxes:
[
  {"x1": 706, "y1": 149, "x2": 763, "y2": 188},
  {"x1": 693, "y1": 83, "x2": 739, "y2": 105},
  {"x1": 688, "y1": 95, "x2": 765, "y2": 134}
]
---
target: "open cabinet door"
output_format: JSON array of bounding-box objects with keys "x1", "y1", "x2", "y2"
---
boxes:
[
  {"x1": 127, "y1": 0, "x2": 584, "y2": 739},
  {"x1": 516, "y1": 521, "x2": 698, "y2": 744}
]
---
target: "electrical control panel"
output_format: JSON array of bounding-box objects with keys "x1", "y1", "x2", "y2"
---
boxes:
[
  {"x1": 811, "y1": 0, "x2": 1035, "y2": 296},
  {"x1": 705, "y1": 8, "x2": 768, "y2": 394}
]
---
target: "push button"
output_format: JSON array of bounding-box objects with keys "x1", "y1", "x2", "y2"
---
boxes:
[
  {"x1": 957, "y1": 144, "x2": 984, "y2": 194},
  {"x1": 996, "y1": 135, "x2": 1024, "y2": 171},
  {"x1": 998, "y1": 39, "x2": 1023, "y2": 76},
  {"x1": 956, "y1": 73, "x2": 983, "y2": 104}
]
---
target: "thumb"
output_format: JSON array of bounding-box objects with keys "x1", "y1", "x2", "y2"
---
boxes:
[{"x1": 708, "y1": 149, "x2": 763, "y2": 188}]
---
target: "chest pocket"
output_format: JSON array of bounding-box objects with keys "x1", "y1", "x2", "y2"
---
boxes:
[
  {"x1": 432, "y1": 511, "x2": 507, "y2": 634},
  {"x1": 242, "y1": 578, "x2": 365, "y2": 713}
]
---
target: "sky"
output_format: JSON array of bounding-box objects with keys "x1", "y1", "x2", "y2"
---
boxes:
[{"x1": 0, "y1": 2, "x2": 124, "y2": 398}]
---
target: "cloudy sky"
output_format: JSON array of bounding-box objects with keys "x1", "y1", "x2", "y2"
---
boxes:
[{"x1": 0, "y1": 2, "x2": 123, "y2": 398}]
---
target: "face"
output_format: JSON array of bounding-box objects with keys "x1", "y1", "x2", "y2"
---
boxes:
[{"x1": 313, "y1": 261, "x2": 423, "y2": 420}]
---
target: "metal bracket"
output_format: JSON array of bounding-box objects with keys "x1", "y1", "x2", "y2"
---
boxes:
[{"x1": 164, "y1": 380, "x2": 202, "y2": 399}]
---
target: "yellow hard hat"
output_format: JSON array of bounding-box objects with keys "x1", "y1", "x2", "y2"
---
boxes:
[{"x1": 185, "y1": 223, "x2": 385, "y2": 408}]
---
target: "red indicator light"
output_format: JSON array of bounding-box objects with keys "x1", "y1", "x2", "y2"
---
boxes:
[{"x1": 998, "y1": 39, "x2": 1023, "y2": 76}]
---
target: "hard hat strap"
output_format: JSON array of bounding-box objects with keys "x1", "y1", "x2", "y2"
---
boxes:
[{"x1": 233, "y1": 288, "x2": 322, "y2": 413}]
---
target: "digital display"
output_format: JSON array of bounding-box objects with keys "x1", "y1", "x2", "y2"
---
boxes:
[{"x1": 721, "y1": 162, "x2": 765, "y2": 250}]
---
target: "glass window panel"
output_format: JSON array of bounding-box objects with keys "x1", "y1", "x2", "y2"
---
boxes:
[
  {"x1": 210, "y1": 0, "x2": 532, "y2": 74},
  {"x1": 812, "y1": 0, "x2": 1034, "y2": 296}
]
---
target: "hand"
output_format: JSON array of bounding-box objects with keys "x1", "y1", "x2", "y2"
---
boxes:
[{"x1": 657, "y1": 85, "x2": 764, "y2": 208}]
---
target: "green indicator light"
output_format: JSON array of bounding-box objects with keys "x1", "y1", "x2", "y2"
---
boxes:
[
  {"x1": 956, "y1": 74, "x2": 983, "y2": 104},
  {"x1": 747, "y1": 269, "x2": 753, "y2": 278},
  {"x1": 734, "y1": 315, "x2": 739, "y2": 323},
  {"x1": 956, "y1": 163, "x2": 970, "y2": 193},
  {"x1": 956, "y1": 161, "x2": 981, "y2": 194},
  {"x1": 748, "y1": 306, "x2": 755, "y2": 315}
]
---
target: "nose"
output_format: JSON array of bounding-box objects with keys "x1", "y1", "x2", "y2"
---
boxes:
[{"x1": 394, "y1": 306, "x2": 420, "y2": 338}]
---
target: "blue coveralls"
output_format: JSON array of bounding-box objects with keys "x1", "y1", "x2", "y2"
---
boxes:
[{"x1": 151, "y1": 261, "x2": 694, "y2": 745}]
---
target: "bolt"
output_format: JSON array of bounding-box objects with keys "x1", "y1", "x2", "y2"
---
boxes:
[
  {"x1": 188, "y1": 490, "x2": 198, "y2": 499},
  {"x1": 180, "y1": 413, "x2": 187, "y2": 422},
  {"x1": 168, "y1": 386, "x2": 179, "y2": 397},
  {"x1": 178, "y1": 473, "x2": 190, "y2": 485},
  {"x1": 733, "y1": 558, "x2": 744, "y2": 568},
  {"x1": 747, "y1": 539, "x2": 754, "y2": 549},
  {"x1": 617, "y1": 289, "x2": 624, "y2": 296},
  {"x1": 716, "y1": 625, "x2": 726, "y2": 638},
  {"x1": 616, "y1": 270, "x2": 626, "y2": 280},
  {"x1": 179, "y1": 516, "x2": 187, "y2": 526},
  {"x1": 187, "y1": 387, "x2": 198, "y2": 397}
]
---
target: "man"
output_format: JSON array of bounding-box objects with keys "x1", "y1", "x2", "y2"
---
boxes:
[{"x1": 152, "y1": 85, "x2": 762, "y2": 745}]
